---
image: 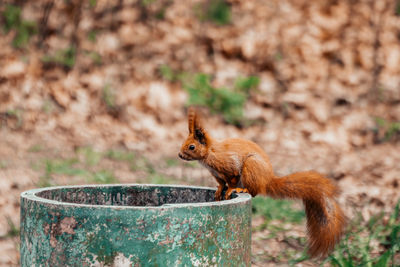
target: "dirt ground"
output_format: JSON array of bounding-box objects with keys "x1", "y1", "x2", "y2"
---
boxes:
[
  {"x1": 1, "y1": 0, "x2": 400, "y2": 266},
  {"x1": 1, "y1": 127, "x2": 399, "y2": 266}
]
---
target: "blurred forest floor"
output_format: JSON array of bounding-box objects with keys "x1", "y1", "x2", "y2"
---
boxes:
[{"x1": 0, "y1": 0, "x2": 400, "y2": 266}]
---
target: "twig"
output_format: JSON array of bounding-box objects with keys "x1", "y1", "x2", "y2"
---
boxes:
[{"x1": 38, "y1": 0, "x2": 54, "y2": 47}]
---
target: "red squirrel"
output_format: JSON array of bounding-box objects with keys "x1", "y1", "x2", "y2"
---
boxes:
[{"x1": 178, "y1": 108, "x2": 346, "y2": 258}]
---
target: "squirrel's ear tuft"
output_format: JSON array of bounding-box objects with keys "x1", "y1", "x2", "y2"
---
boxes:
[
  {"x1": 188, "y1": 107, "x2": 208, "y2": 144},
  {"x1": 188, "y1": 107, "x2": 196, "y2": 134},
  {"x1": 188, "y1": 107, "x2": 203, "y2": 133},
  {"x1": 194, "y1": 128, "x2": 206, "y2": 145}
]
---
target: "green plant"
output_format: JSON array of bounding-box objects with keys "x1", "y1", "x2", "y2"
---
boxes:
[
  {"x1": 327, "y1": 202, "x2": 400, "y2": 267},
  {"x1": 374, "y1": 117, "x2": 400, "y2": 142},
  {"x1": 159, "y1": 65, "x2": 192, "y2": 84},
  {"x1": 130, "y1": 156, "x2": 155, "y2": 174},
  {"x1": 42, "y1": 99, "x2": 55, "y2": 114},
  {"x1": 77, "y1": 147, "x2": 102, "y2": 166},
  {"x1": 139, "y1": 0, "x2": 169, "y2": 20},
  {"x1": 159, "y1": 64, "x2": 177, "y2": 82},
  {"x1": 184, "y1": 73, "x2": 259, "y2": 126},
  {"x1": 3, "y1": 4, "x2": 37, "y2": 48},
  {"x1": 37, "y1": 158, "x2": 88, "y2": 187},
  {"x1": 197, "y1": 0, "x2": 231, "y2": 25},
  {"x1": 4, "y1": 216, "x2": 19, "y2": 238},
  {"x1": 6, "y1": 109, "x2": 23, "y2": 128},
  {"x1": 141, "y1": 0, "x2": 157, "y2": 6},
  {"x1": 88, "y1": 30, "x2": 97, "y2": 42},
  {"x1": 28, "y1": 144, "x2": 43, "y2": 153},
  {"x1": 106, "y1": 148, "x2": 156, "y2": 174},
  {"x1": 85, "y1": 51, "x2": 102, "y2": 65},
  {"x1": 89, "y1": 0, "x2": 97, "y2": 8},
  {"x1": 38, "y1": 170, "x2": 53, "y2": 188},
  {"x1": 274, "y1": 52, "x2": 283, "y2": 61},
  {"x1": 155, "y1": 8, "x2": 166, "y2": 20},
  {"x1": 3, "y1": 5, "x2": 20, "y2": 31},
  {"x1": 165, "y1": 158, "x2": 180, "y2": 167},
  {"x1": 102, "y1": 84, "x2": 116, "y2": 109},
  {"x1": 251, "y1": 197, "x2": 308, "y2": 264},
  {"x1": 90, "y1": 170, "x2": 117, "y2": 184},
  {"x1": 252, "y1": 200, "x2": 400, "y2": 265},
  {"x1": 46, "y1": 158, "x2": 88, "y2": 175},
  {"x1": 0, "y1": 160, "x2": 7, "y2": 169},
  {"x1": 105, "y1": 149, "x2": 135, "y2": 162},
  {"x1": 160, "y1": 65, "x2": 259, "y2": 126},
  {"x1": 42, "y1": 47, "x2": 76, "y2": 68},
  {"x1": 235, "y1": 76, "x2": 260, "y2": 94},
  {"x1": 146, "y1": 173, "x2": 174, "y2": 184},
  {"x1": 36, "y1": 147, "x2": 124, "y2": 186},
  {"x1": 183, "y1": 161, "x2": 199, "y2": 168},
  {"x1": 252, "y1": 197, "x2": 305, "y2": 224}
]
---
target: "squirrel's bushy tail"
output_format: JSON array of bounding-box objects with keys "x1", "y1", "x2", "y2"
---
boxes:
[{"x1": 266, "y1": 171, "x2": 346, "y2": 258}]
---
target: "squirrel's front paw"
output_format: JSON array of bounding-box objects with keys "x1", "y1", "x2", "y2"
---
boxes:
[
  {"x1": 215, "y1": 190, "x2": 223, "y2": 201},
  {"x1": 225, "y1": 188, "x2": 234, "y2": 200},
  {"x1": 215, "y1": 185, "x2": 228, "y2": 201}
]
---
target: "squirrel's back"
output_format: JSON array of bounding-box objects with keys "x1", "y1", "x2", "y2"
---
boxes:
[
  {"x1": 210, "y1": 138, "x2": 272, "y2": 163},
  {"x1": 204, "y1": 138, "x2": 275, "y2": 179}
]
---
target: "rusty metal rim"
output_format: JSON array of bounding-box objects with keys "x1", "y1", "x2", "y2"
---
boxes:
[{"x1": 21, "y1": 184, "x2": 251, "y2": 210}]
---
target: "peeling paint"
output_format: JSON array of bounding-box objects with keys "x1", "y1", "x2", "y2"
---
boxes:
[
  {"x1": 21, "y1": 184, "x2": 251, "y2": 266},
  {"x1": 60, "y1": 217, "x2": 77, "y2": 234}
]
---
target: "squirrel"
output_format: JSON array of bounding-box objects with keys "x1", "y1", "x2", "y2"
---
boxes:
[{"x1": 178, "y1": 108, "x2": 346, "y2": 258}]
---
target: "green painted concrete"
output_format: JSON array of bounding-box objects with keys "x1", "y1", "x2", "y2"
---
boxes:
[{"x1": 20, "y1": 184, "x2": 251, "y2": 266}]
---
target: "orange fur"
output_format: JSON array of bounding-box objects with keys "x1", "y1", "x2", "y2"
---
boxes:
[{"x1": 178, "y1": 108, "x2": 346, "y2": 258}]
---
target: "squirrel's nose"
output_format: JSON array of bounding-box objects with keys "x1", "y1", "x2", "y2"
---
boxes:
[{"x1": 178, "y1": 153, "x2": 183, "y2": 159}]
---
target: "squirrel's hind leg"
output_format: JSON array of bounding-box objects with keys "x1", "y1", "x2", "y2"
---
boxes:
[{"x1": 240, "y1": 155, "x2": 272, "y2": 197}]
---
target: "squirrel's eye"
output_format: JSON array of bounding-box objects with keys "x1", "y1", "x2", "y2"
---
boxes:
[{"x1": 189, "y1": 145, "x2": 195, "y2": 150}]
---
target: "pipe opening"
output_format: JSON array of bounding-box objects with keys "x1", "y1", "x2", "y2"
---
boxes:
[{"x1": 34, "y1": 185, "x2": 232, "y2": 206}]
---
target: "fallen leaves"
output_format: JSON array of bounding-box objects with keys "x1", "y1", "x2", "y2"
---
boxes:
[{"x1": 0, "y1": 0, "x2": 400, "y2": 265}]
